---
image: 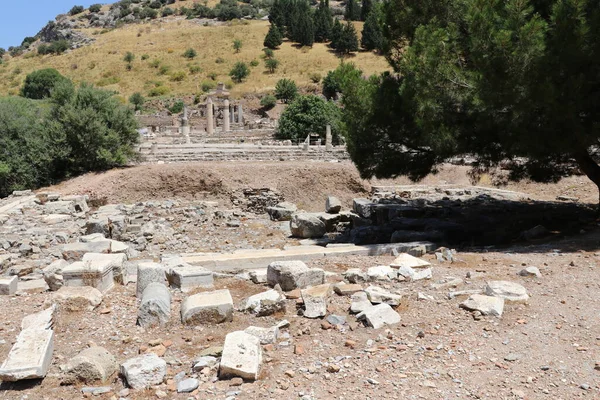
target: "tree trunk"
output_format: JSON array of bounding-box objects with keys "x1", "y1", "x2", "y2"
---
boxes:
[{"x1": 573, "y1": 149, "x2": 600, "y2": 211}]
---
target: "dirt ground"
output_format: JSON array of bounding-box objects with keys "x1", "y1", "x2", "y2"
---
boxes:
[{"x1": 1, "y1": 162, "x2": 599, "y2": 399}]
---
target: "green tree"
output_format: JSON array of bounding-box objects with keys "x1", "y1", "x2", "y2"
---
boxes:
[
  {"x1": 260, "y1": 94, "x2": 277, "y2": 109},
  {"x1": 265, "y1": 58, "x2": 280, "y2": 73},
  {"x1": 129, "y1": 92, "x2": 145, "y2": 110},
  {"x1": 361, "y1": 3, "x2": 384, "y2": 52},
  {"x1": 264, "y1": 24, "x2": 283, "y2": 49},
  {"x1": 330, "y1": 19, "x2": 343, "y2": 49},
  {"x1": 269, "y1": 0, "x2": 288, "y2": 33},
  {"x1": 342, "y1": 0, "x2": 600, "y2": 203},
  {"x1": 233, "y1": 39, "x2": 243, "y2": 53},
  {"x1": 275, "y1": 78, "x2": 298, "y2": 103},
  {"x1": 263, "y1": 48, "x2": 275, "y2": 59},
  {"x1": 276, "y1": 95, "x2": 343, "y2": 143},
  {"x1": 322, "y1": 61, "x2": 362, "y2": 100},
  {"x1": 229, "y1": 62, "x2": 250, "y2": 82},
  {"x1": 289, "y1": 0, "x2": 314, "y2": 47},
  {"x1": 124, "y1": 52, "x2": 135, "y2": 63},
  {"x1": 335, "y1": 21, "x2": 359, "y2": 54},
  {"x1": 313, "y1": 0, "x2": 333, "y2": 43},
  {"x1": 183, "y1": 48, "x2": 197, "y2": 59},
  {"x1": 344, "y1": 0, "x2": 360, "y2": 21},
  {"x1": 360, "y1": 0, "x2": 372, "y2": 21},
  {"x1": 21, "y1": 68, "x2": 71, "y2": 100},
  {"x1": 69, "y1": 5, "x2": 85, "y2": 15},
  {"x1": 89, "y1": 4, "x2": 102, "y2": 13}
]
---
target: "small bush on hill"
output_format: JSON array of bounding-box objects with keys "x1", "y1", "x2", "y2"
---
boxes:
[
  {"x1": 275, "y1": 78, "x2": 298, "y2": 103},
  {"x1": 21, "y1": 68, "x2": 71, "y2": 100},
  {"x1": 260, "y1": 94, "x2": 277, "y2": 109},
  {"x1": 89, "y1": 4, "x2": 102, "y2": 13},
  {"x1": 229, "y1": 62, "x2": 250, "y2": 83},
  {"x1": 69, "y1": 5, "x2": 85, "y2": 15}
]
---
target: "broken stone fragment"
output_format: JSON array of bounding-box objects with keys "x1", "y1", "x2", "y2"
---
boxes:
[
  {"x1": 54, "y1": 286, "x2": 103, "y2": 312},
  {"x1": 343, "y1": 268, "x2": 368, "y2": 284},
  {"x1": 63, "y1": 346, "x2": 117, "y2": 384},
  {"x1": 460, "y1": 294, "x2": 504, "y2": 317},
  {"x1": 219, "y1": 331, "x2": 262, "y2": 381},
  {"x1": 136, "y1": 262, "x2": 166, "y2": 298},
  {"x1": 290, "y1": 213, "x2": 326, "y2": 239},
  {"x1": 301, "y1": 284, "x2": 331, "y2": 318},
  {"x1": 389, "y1": 253, "x2": 431, "y2": 269},
  {"x1": 43, "y1": 259, "x2": 69, "y2": 291},
  {"x1": 241, "y1": 289, "x2": 286, "y2": 316},
  {"x1": 365, "y1": 286, "x2": 402, "y2": 306},
  {"x1": 267, "y1": 260, "x2": 324, "y2": 291},
  {"x1": 325, "y1": 196, "x2": 342, "y2": 214},
  {"x1": 333, "y1": 282, "x2": 362, "y2": 296},
  {"x1": 266, "y1": 202, "x2": 297, "y2": 221},
  {"x1": 137, "y1": 283, "x2": 171, "y2": 329},
  {"x1": 0, "y1": 275, "x2": 18, "y2": 295},
  {"x1": 367, "y1": 265, "x2": 397, "y2": 281},
  {"x1": 180, "y1": 289, "x2": 233, "y2": 324},
  {"x1": 484, "y1": 281, "x2": 529, "y2": 302},
  {"x1": 350, "y1": 291, "x2": 373, "y2": 314},
  {"x1": 244, "y1": 325, "x2": 279, "y2": 344},
  {"x1": 357, "y1": 303, "x2": 401, "y2": 329},
  {"x1": 120, "y1": 353, "x2": 167, "y2": 390}
]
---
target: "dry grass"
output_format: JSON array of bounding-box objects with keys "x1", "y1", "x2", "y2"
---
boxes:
[{"x1": 0, "y1": 19, "x2": 389, "y2": 99}]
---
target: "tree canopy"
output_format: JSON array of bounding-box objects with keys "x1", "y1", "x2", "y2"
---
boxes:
[{"x1": 341, "y1": 0, "x2": 600, "y2": 200}]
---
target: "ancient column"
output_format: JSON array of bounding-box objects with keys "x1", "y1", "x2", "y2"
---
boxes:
[
  {"x1": 325, "y1": 125, "x2": 333, "y2": 151},
  {"x1": 303, "y1": 135, "x2": 310, "y2": 151},
  {"x1": 207, "y1": 98, "x2": 214, "y2": 135},
  {"x1": 238, "y1": 104, "x2": 243, "y2": 125},
  {"x1": 230, "y1": 104, "x2": 234, "y2": 124},
  {"x1": 223, "y1": 100, "x2": 230, "y2": 132},
  {"x1": 181, "y1": 106, "x2": 191, "y2": 144}
]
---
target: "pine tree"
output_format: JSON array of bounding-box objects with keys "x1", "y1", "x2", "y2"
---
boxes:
[
  {"x1": 360, "y1": 0, "x2": 372, "y2": 21},
  {"x1": 344, "y1": 0, "x2": 360, "y2": 21},
  {"x1": 264, "y1": 24, "x2": 284, "y2": 49},
  {"x1": 330, "y1": 18, "x2": 343, "y2": 49},
  {"x1": 290, "y1": 1, "x2": 314, "y2": 47},
  {"x1": 361, "y1": 4, "x2": 384, "y2": 51},
  {"x1": 313, "y1": 0, "x2": 333, "y2": 43},
  {"x1": 336, "y1": 21, "x2": 359, "y2": 54},
  {"x1": 269, "y1": 0, "x2": 287, "y2": 31}
]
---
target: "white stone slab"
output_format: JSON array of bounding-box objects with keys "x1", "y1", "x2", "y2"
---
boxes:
[
  {"x1": 390, "y1": 253, "x2": 431, "y2": 269},
  {"x1": 0, "y1": 275, "x2": 18, "y2": 295},
  {"x1": 219, "y1": 331, "x2": 262, "y2": 381},
  {"x1": 0, "y1": 329, "x2": 54, "y2": 381},
  {"x1": 168, "y1": 266, "x2": 213, "y2": 292},
  {"x1": 180, "y1": 289, "x2": 233, "y2": 324},
  {"x1": 357, "y1": 303, "x2": 401, "y2": 329}
]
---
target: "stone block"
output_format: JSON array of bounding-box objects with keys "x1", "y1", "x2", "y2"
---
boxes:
[
  {"x1": 389, "y1": 253, "x2": 431, "y2": 269},
  {"x1": 167, "y1": 266, "x2": 213, "y2": 292},
  {"x1": 136, "y1": 262, "x2": 166, "y2": 298},
  {"x1": 357, "y1": 303, "x2": 401, "y2": 329},
  {"x1": 21, "y1": 306, "x2": 55, "y2": 330},
  {"x1": 484, "y1": 281, "x2": 529, "y2": 302},
  {"x1": 365, "y1": 286, "x2": 402, "y2": 306},
  {"x1": 62, "y1": 260, "x2": 114, "y2": 294},
  {"x1": 62, "y1": 241, "x2": 111, "y2": 261},
  {"x1": 290, "y1": 213, "x2": 326, "y2": 239},
  {"x1": 301, "y1": 284, "x2": 331, "y2": 318},
  {"x1": 343, "y1": 268, "x2": 368, "y2": 284},
  {"x1": 460, "y1": 294, "x2": 504, "y2": 317},
  {"x1": 267, "y1": 261, "x2": 324, "y2": 291},
  {"x1": 0, "y1": 275, "x2": 17, "y2": 295},
  {"x1": 352, "y1": 198, "x2": 373, "y2": 219},
  {"x1": 180, "y1": 289, "x2": 233, "y2": 325},
  {"x1": 43, "y1": 259, "x2": 69, "y2": 291},
  {"x1": 367, "y1": 265, "x2": 397, "y2": 281},
  {"x1": 241, "y1": 289, "x2": 286, "y2": 316},
  {"x1": 219, "y1": 331, "x2": 262, "y2": 381},
  {"x1": 17, "y1": 279, "x2": 49, "y2": 294},
  {"x1": 333, "y1": 282, "x2": 362, "y2": 296},
  {"x1": 82, "y1": 253, "x2": 126, "y2": 284},
  {"x1": 248, "y1": 269, "x2": 268, "y2": 284},
  {"x1": 325, "y1": 196, "x2": 342, "y2": 214},
  {"x1": 266, "y1": 202, "x2": 297, "y2": 221},
  {"x1": 138, "y1": 283, "x2": 171, "y2": 329},
  {"x1": 54, "y1": 286, "x2": 103, "y2": 311},
  {"x1": 0, "y1": 328, "x2": 54, "y2": 381},
  {"x1": 244, "y1": 325, "x2": 279, "y2": 345},
  {"x1": 43, "y1": 214, "x2": 71, "y2": 225},
  {"x1": 63, "y1": 346, "x2": 117, "y2": 384},
  {"x1": 120, "y1": 353, "x2": 167, "y2": 390}
]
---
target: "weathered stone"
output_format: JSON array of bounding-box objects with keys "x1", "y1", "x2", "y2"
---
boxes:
[
  {"x1": 353, "y1": 198, "x2": 373, "y2": 219},
  {"x1": 266, "y1": 202, "x2": 297, "y2": 221},
  {"x1": 357, "y1": 303, "x2": 401, "y2": 329},
  {"x1": 62, "y1": 260, "x2": 114, "y2": 294},
  {"x1": 290, "y1": 213, "x2": 326, "y2": 239},
  {"x1": 367, "y1": 265, "x2": 397, "y2": 281},
  {"x1": 21, "y1": 305, "x2": 55, "y2": 330},
  {"x1": 244, "y1": 325, "x2": 279, "y2": 344},
  {"x1": 485, "y1": 281, "x2": 529, "y2": 302},
  {"x1": 138, "y1": 283, "x2": 171, "y2": 329},
  {"x1": 0, "y1": 328, "x2": 54, "y2": 381},
  {"x1": 62, "y1": 241, "x2": 111, "y2": 261},
  {"x1": 54, "y1": 286, "x2": 103, "y2": 311},
  {"x1": 301, "y1": 284, "x2": 331, "y2": 318},
  {"x1": 350, "y1": 291, "x2": 372, "y2": 314},
  {"x1": 460, "y1": 294, "x2": 504, "y2": 317},
  {"x1": 398, "y1": 266, "x2": 433, "y2": 281},
  {"x1": 242, "y1": 289, "x2": 286, "y2": 316},
  {"x1": 325, "y1": 196, "x2": 342, "y2": 214},
  {"x1": 518, "y1": 267, "x2": 541, "y2": 278},
  {"x1": 267, "y1": 261, "x2": 324, "y2": 291},
  {"x1": 365, "y1": 286, "x2": 402, "y2": 306},
  {"x1": 167, "y1": 265, "x2": 213, "y2": 292},
  {"x1": 326, "y1": 314, "x2": 347, "y2": 326},
  {"x1": 389, "y1": 253, "x2": 431, "y2": 269},
  {"x1": 219, "y1": 331, "x2": 262, "y2": 381},
  {"x1": 120, "y1": 353, "x2": 167, "y2": 390},
  {"x1": 317, "y1": 212, "x2": 343, "y2": 232},
  {"x1": 0, "y1": 275, "x2": 18, "y2": 295},
  {"x1": 192, "y1": 356, "x2": 218, "y2": 371},
  {"x1": 333, "y1": 282, "x2": 362, "y2": 296},
  {"x1": 63, "y1": 346, "x2": 117, "y2": 384},
  {"x1": 343, "y1": 268, "x2": 368, "y2": 284},
  {"x1": 43, "y1": 214, "x2": 71, "y2": 225},
  {"x1": 17, "y1": 279, "x2": 49, "y2": 294},
  {"x1": 82, "y1": 253, "x2": 126, "y2": 283},
  {"x1": 180, "y1": 289, "x2": 233, "y2": 324},
  {"x1": 43, "y1": 259, "x2": 69, "y2": 291},
  {"x1": 177, "y1": 378, "x2": 199, "y2": 393},
  {"x1": 136, "y1": 262, "x2": 166, "y2": 298},
  {"x1": 248, "y1": 269, "x2": 268, "y2": 284}
]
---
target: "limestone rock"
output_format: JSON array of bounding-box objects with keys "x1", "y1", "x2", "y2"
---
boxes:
[
  {"x1": 357, "y1": 303, "x2": 401, "y2": 329},
  {"x1": 518, "y1": 267, "x2": 541, "y2": 278},
  {"x1": 333, "y1": 282, "x2": 362, "y2": 296},
  {"x1": 290, "y1": 213, "x2": 326, "y2": 239},
  {"x1": 267, "y1": 261, "x2": 324, "y2": 291},
  {"x1": 54, "y1": 286, "x2": 103, "y2": 311},
  {"x1": 460, "y1": 294, "x2": 504, "y2": 317},
  {"x1": 266, "y1": 202, "x2": 297, "y2": 221},
  {"x1": 325, "y1": 196, "x2": 342, "y2": 214},
  {"x1": 367, "y1": 265, "x2": 397, "y2": 281},
  {"x1": 365, "y1": 286, "x2": 402, "y2": 306},
  {"x1": 485, "y1": 281, "x2": 529, "y2": 302},
  {"x1": 390, "y1": 253, "x2": 431, "y2": 269},
  {"x1": 343, "y1": 268, "x2": 368, "y2": 284},
  {"x1": 120, "y1": 353, "x2": 167, "y2": 390},
  {"x1": 177, "y1": 378, "x2": 199, "y2": 393},
  {"x1": 301, "y1": 284, "x2": 331, "y2": 318},
  {"x1": 167, "y1": 265, "x2": 213, "y2": 292},
  {"x1": 0, "y1": 276, "x2": 18, "y2": 295},
  {"x1": 63, "y1": 346, "x2": 117, "y2": 384},
  {"x1": 350, "y1": 291, "x2": 372, "y2": 314},
  {"x1": 248, "y1": 269, "x2": 268, "y2": 284},
  {"x1": 353, "y1": 198, "x2": 373, "y2": 219},
  {"x1": 136, "y1": 262, "x2": 166, "y2": 298},
  {"x1": 398, "y1": 265, "x2": 433, "y2": 281},
  {"x1": 138, "y1": 283, "x2": 171, "y2": 329},
  {"x1": 0, "y1": 328, "x2": 54, "y2": 381},
  {"x1": 242, "y1": 289, "x2": 286, "y2": 316},
  {"x1": 219, "y1": 331, "x2": 262, "y2": 381},
  {"x1": 43, "y1": 259, "x2": 69, "y2": 291},
  {"x1": 244, "y1": 325, "x2": 279, "y2": 345},
  {"x1": 181, "y1": 289, "x2": 233, "y2": 324}
]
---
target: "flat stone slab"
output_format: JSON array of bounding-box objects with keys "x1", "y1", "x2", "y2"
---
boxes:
[
  {"x1": 21, "y1": 306, "x2": 55, "y2": 330},
  {"x1": 181, "y1": 289, "x2": 233, "y2": 324},
  {"x1": 0, "y1": 329, "x2": 54, "y2": 381},
  {"x1": 62, "y1": 260, "x2": 114, "y2": 294},
  {"x1": 365, "y1": 286, "x2": 402, "y2": 306},
  {"x1": 460, "y1": 294, "x2": 505, "y2": 317},
  {"x1": 357, "y1": 303, "x2": 401, "y2": 329},
  {"x1": 168, "y1": 265, "x2": 213, "y2": 292},
  {"x1": 367, "y1": 265, "x2": 397, "y2": 281},
  {"x1": 242, "y1": 289, "x2": 286, "y2": 316},
  {"x1": 485, "y1": 281, "x2": 529, "y2": 302},
  {"x1": 53, "y1": 286, "x2": 103, "y2": 311},
  {"x1": 64, "y1": 346, "x2": 117, "y2": 384},
  {"x1": 333, "y1": 283, "x2": 363, "y2": 296},
  {"x1": 17, "y1": 279, "x2": 49, "y2": 294},
  {"x1": 267, "y1": 261, "x2": 324, "y2": 291},
  {"x1": 219, "y1": 331, "x2": 262, "y2": 381},
  {"x1": 244, "y1": 325, "x2": 279, "y2": 345},
  {"x1": 136, "y1": 262, "x2": 166, "y2": 298},
  {"x1": 62, "y1": 241, "x2": 111, "y2": 261},
  {"x1": 0, "y1": 276, "x2": 18, "y2": 295},
  {"x1": 301, "y1": 284, "x2": 331, "y2": 318},
  {"x1": 390, "y1": 253, "x2": 431, "y2": 269},
  {"x1": 350, "y1": 291, "x2": 372, "y2": 314},
  {"x1": 120, "y1": 353, "x2": 167, "y2": 390}
]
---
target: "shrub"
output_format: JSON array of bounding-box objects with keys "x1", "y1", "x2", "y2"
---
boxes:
[
  {"x1": 183, "y1": 48, "x2": 197, "y2": 59},
  {"x1": 275, "y1": 78, "x2": 298, "y2": 103},
  {"x1": 189, "y1": 64, "x2": 202, "y2": 74},
  {"x1": 260, "y1": 94, "x2": 277, "y2": 109},
  {"x1": 123, "y1": 52, "x2": 135, "y2": 63},
  {"x1": 158, "y1": 65, "x2": 170, "y2": 75},
  {"x1": 162, "y1": 7, "x2": 175, "y2": 16},
  {"x1": 21, "y1": 68, "x2": 71, "y2": 99},
  {"x1": 170, "y1": 71, "x2": 186, "y2": 82},
  {"x1": 39, "y1": 40, "x2": 70, "y2": 55},
  {"x1": 129, "y1": 92, "x2": 145, "y2": 110},
  {"x1": 309, "y1": 73, "x2": 322, "y2": 83},
  {"x1": 149, "y1": 59, "x2": 161, "y2": 68},
  {"x1": 89, "y1": 4, "x2": 102, "y2": 13},
  {"x1": 207, "y1": 72, "x2": 218, "y2": 80},
  {"x1": 141, "y1": 54, "x2": 150, "y2": 60},
  {"x1": 69, "y1": 5, "x2": 85, "y2": 15},
  {"x1": 250, "y1": 59, "x2": 259, "y2": 67},
  {"x1": 201, "y1": 81, "x2": 216, "y2": 92},
  {"x1": 229, "y1": 62, "x2": 250, "y2": 83},
  {"x1": 215, "y1": 57, "x2": 225, "y2": 64},
  {"x1": 148, "y1": 85, "x2": 170, "y2": 96},
  {"x1": 233, "y1": 39, "x2": 243, "y2": 53},
  {"x1": 276, "y1": 95, "x2": 343, "y2": 143},
  {"x1": 263, "y1": 24, "x2": 283, "y2": 49},
  {"x1": 263, "y1": 48, "x2": 274, "y2": 59},
  {"x1": 168, "y1": 100, "x2": 185, "y2": 113},
  {"x1": 265, "y1": 58, "x2": 280, "y2": 73}
]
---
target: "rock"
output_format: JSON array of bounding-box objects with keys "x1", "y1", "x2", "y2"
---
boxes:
[
  {"x1": 62, "y1": 241, "x2": 111, "y2": 261},
  {"x1": 248, "y1": 268, "x2": 268, "y2": 284},
  {"x1": 21, "y1": 306, "x2": 55, "y2": 330},
  {"x1": 219, "y1": 331, "x2": 262, "y2": 381},
  {"x1": 197, "y1": 346, "x2": 223, "y2": 357},
  {"x1": 61, "y1": 260, "x2": 114, "y2": 294},
  {"x1": 54, "y1": 286, "x2": 103, "y2": 311},
  {"x1": 241, "y1": 289, "x2": 286, "y2": 316},
  {"x1": 192, "y1": 356, "x2": 218, "y2": 371},
  {"x1": 63, "y1": 346, "x2": 117, "y2": 384},
  {"x1": 17, "y1": 279, "x2": 49, "y2": 294},
  {"x1": 522, "y1": 225, "x2": 549, "y2": 240},
  {"x1": 350, "y1": 291, "x2": 373, "y2": 314},
  {"x1": 43, "y1": 259, "x2": 69, "y2": 291},
  {"x1": 167, "y1": 265, "x2": 213, "y2": 292},
  {"x1": 290, "y1": 213, "x2": 326, "y2": 238},
  {"x1": 398, "y1": 265, "x2": 432, "y2": 281},
  {"x1": 485, "y1": 281, "x2": 529, "y2": 302},
  {"x1": 120, "y1": 353, "x2": 167, "y2": 390},
  {"x1": 518, "y1": 267, "x2": 542, "y2": 278},
  {"x1": 0, "y1": 328, "x2": 54, "y2": 381},
  {"x1": 137, "y1": 283, "x2": 171, "y2": 329},
  {"x1": 266, "y1": 202, "x2": 297, "y2": 221},
  {"x1": 267, "y1": 261, "x2": 324, "y2": 291},
  {"x1": 326, "y1": 315, "x2": 346, "y2": 326},
  {"x1": 343, "y1": 268, "x2": 368, "y2": 284},
  {"x1": 180, "y1": 289, "x2": 233, "y2": 324},
  {"x1": 325, "y1": 196, "x2": 342, "y2": 214},
  {"x1": 81, "y1": 386, "x2": 112, "y2": 395},
  {"x1": 352, "y1": 198, "x2": 373, "y2": 219},
  {"x1": 460, "y1": 294, "x2": 505, "y2": 317},
  {"x1": 365, "y1": 286, "x2": 402, "y2": 306},
  {"x1": 0, "y1": 276, "x2": 17, "y2": 295},
  {"x1": 177, "y1": 378, "x2": 199, "y2": 393},
  {"x1": 244, "y1": 326, "x2": 279, "y2": 345},
  {"x1": 82, "y1": 253, "x2": 126, "y2": 283},
  {"x1": 333, "y1": 282, "x2": 362, "y2": 296},
  {"x1": 136, "y1": 262, "x2": 166, "y2": 298},
  {"x1": 357, "y1": 303, "x2": 401, "y2": 329},
  {"x1": 389, "y1": 253, "x2": 431, "y2": 269},
  {"x1": 367, "y1": 265, "x2": 397, "y2": 281},
  {"x1": 301, "y1": 284, "x2": 331, "y2": 318},
  {"x1": 417, "y1": 292, "x2": 435, "y2": 301}
]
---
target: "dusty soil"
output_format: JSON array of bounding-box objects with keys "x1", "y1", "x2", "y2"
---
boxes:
[
  {"x1": 1, "y1": 162, "x2": 599, "y2": 399},
  {"x1": 44, "y1": 161, "x2": 599, "y2": 211}
]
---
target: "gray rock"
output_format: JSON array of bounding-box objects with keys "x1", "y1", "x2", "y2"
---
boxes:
[
  {"x1": 120, "y1": 353, "x2": 167, "y2": 390},
  {"x1": 301, "y1": 284, "x2": 331, "y2": 318},
  {"x1": 248, "y1": 268, "x2": 268, "y2": 284},
  {"x1": 357, "y1": 303, "x2": 401, "y2": 329},
  {"x1": 136, "y1": 262, "x2": 166, "y2": 298},
  {"x1": 326, "y1": 315, "x2": 346, "y2": 326},
  {"x1": 267, "y1": 261, "x2": 324, "y2": 291},
  {"x1": 353, "y1": 198, "x2": 373, "y2": 219},
  {"x1": 180, "y1": 289, "x2": 233, "y2": 324},
  {"x1": 325, "y1": 196, "x2": 342, "y2": 214},
  {"x1": 365, "y1": 286, "x2": 402, "y2": 306},
  {"x1": 244, "y1": 325, "x2": 279, "y2": 344},
  {"x1": 367, "y1": 265, "x2": 397, "y2": 281},
  {"x1": 241, "y1": 289, "x2": 286, "y2": 316},
  {"x1": 43, "y1": 259, "x2": 69, "y2": 291},
  {"x1": 192, "y1": 356, "x2": 218, "y2": 371},
  {"x1": 63, "y1": 346, "x2": 117, "y2": 384},
  {"x1": 219, "y1": 331, "x2": 262, "y2": 381},
  {"x1": 518, "y1": 266, "x2": 541, "y2": 278},
  {"x1": 137, "y1": 283, "x2": 171, "y2": 329},
  {"x1": 266, "y1": 202, "x2": 297, "y2": 221},
  {"x1": 0, "y1": 276, "x2": 18, "y2": 296},
  {"x1": 290, "y1": 213, "x2": 326, "y2": 238},
  {"x1": 177, "y1": 378, "x2": 199, "y2": 393},
  {"x1": 343, "y1": 268, "x2": 368, "y2": 284},
  {"x1": 460, "y1": 294, "x2": 504, "y2": 317},
  {"x1": 485, "y1": 281, "x2": 529, "y2": 302}
]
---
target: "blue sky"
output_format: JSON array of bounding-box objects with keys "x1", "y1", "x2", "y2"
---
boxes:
[{"x1": 0, "y1": 1, "x2": 100, "y2": 49}]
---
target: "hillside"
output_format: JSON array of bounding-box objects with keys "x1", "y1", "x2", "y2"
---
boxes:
[{"x1": 0, "y1": 16, "x2": 389, "y2": 100}]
